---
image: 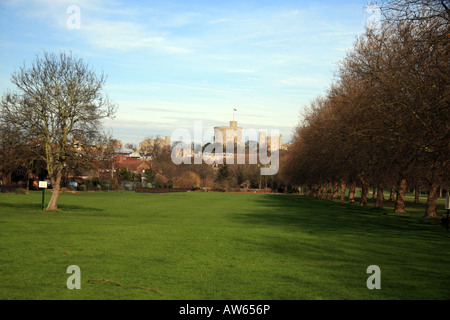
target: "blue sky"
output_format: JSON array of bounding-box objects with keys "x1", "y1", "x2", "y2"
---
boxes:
[{"x1": 0, "y1": 0, "x2": 373, "y2": 145}]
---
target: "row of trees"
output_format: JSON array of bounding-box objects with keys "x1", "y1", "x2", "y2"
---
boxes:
[{"x1": 282, "y1": 0, "x2": 449, "y2": 217}]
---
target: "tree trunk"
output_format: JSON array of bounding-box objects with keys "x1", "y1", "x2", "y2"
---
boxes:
[
  {"x1": 414, "y1": 188, "x2": 420, "y2": 204},
  {"x1": 376, "y1": 183, "x2": 384, "y2": 209},
  {"x1": 46, "y1": 171, "x2": 62, "y2": 210},
  {"x1": 360, "y1": 181, "x2": 369, "y2": 206},
  {"x1": 348, "y1": 181, "x2": 356, "y2": 203},
  {"x1": 326, "y1": 181, "x2": 332, "y2": 200},
  {"x1": 332, "y1": 181, "x2": 339, "y2": 200},
  {"x1": 372, "y1": 186, "x2": 377, "y2": 199},
  {"x1": 389, "y1": 186, "x2": 395, "y2": 202},
  {"x1": 1, "y1": 170, "x2": 12, "y2": 185},
  {"x1": 321, "y1": 183, "x2": 327, "y2": 199},
  {"x1": 425, "y1": 182, "x2": 439, "y2": 218},
  {"x1": 394, "y1": 174, "x2": 407, "y2": 213},
  {"x1": 340, "y1": 180, "x2": 346, "y2": 202}
]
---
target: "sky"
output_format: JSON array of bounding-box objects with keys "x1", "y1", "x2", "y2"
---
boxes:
[{"x1": 0, "y1": 0, "x2": 375, "y2": 146}]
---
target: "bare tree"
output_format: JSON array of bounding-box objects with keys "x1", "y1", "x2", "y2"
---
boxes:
[
  {"x1": 377, "y1": 0, "x2": 450, "y2": 26},
  {"x1": 1, "y1": 51, "x2": 117, "y2": 210},
  {"x1": 124, "y1": 143, "x2": 137, "y2": 151}
]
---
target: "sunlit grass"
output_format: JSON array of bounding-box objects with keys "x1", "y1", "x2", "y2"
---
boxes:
[{"x1": 0, "y1": 191, "x2": 448, "y2": 300}]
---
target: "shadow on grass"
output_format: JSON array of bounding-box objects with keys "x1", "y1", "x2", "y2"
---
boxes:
[
  {"x1": 231, "y1": 194, "x2": 448, "y2": 239},
  {"x1": 0, "y1": 201, "x2": 105, "y2": 213}
]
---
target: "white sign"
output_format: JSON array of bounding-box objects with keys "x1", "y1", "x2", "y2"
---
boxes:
[{"x1": 39, "y1": 181, "x2": 48, "y2": 189}]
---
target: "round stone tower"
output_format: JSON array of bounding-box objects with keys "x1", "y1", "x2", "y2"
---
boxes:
[{"x1": 214, "y1": 120, "x2": 242, "y2": 146}]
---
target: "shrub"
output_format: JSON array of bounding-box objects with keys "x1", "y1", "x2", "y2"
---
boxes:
[
  {"x1": 211, "y1": 183, "x2": 226, "y2": 192},
  {"x1": 111, "y1": 179, "x2": 119, "y2": 191},
  {"x1": 14, "y1": 188, "x2": 28, "y2": 195},
  {"x1": 174, "y1": 171, "x2": 200, "y2": 188},
  {"x1": 100, "y1": 183, "x2": 110, "y2": 191}
]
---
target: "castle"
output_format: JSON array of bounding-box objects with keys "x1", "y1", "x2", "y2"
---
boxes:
[
  {"x1": 213, "y1": 120, "x2": 283, "y2": 151},
  {"x1": 214, "y1": 120, "x2": 243, "y2": 147}
]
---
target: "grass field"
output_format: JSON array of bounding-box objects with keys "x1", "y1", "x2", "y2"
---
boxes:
[{"x1": 0, "y1": 190, "x2": 449, "y2": 300}]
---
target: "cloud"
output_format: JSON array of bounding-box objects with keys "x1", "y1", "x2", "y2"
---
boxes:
[
  {"x1": 280, "y1": 75, "x2": 330, "y2": 88},
  {"x1": 0, "y1": 0, "x2": 368, "y2": 146},
  {"x1": 226, "y1": 69, "x2": 257, "y2": 74},
  {"x1": 138, "y1": 107, "x2": 182, "y2": 114},
  {"x1": 208, "y1": 18, "x2": 230, "y2": 24},
  {"x1": 3, "y1": 0, "x2": 193, "y2": 54},
  {"x1": 81, "y1": 20, "x2": 192, "y2": 53}
]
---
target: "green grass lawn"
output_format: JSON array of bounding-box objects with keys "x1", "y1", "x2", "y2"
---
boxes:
[{"x1": 0, "y1": 190, "x2": 449, "y2": 300}]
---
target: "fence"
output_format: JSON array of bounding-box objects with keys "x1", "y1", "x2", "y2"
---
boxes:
[
  {"x1": 135, "y1": 187, "x2": 193, "y2": 193},
  {"x1": 118, "y1": 182, "x2": 153, "y2": 191},
  {"x1": 75, "y1": 181, "x2": 153, "y2": 192},
  {"x1": 0, "y1": 185, "x2": 22, "y2": 193}
]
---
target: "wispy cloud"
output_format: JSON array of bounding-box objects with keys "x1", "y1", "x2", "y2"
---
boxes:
[
  {"x1": 1, "y1": 0, "x2": 368, "y2": 145},
  {"x1": 208, "y1": 18, "x2": 230, "y2": 24},
  {"x1": 3, "y1": 0, "x2": 194, "y2": 54},
  {"x1": 81, "y1": 20, "x2": 193, "y2": 54},
  {"x1": 226, "y1": 69, "x2": 257, "y2": 74},
  {"x1": 280, "y1": 75, "x2": 331, "y2": 88}
]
